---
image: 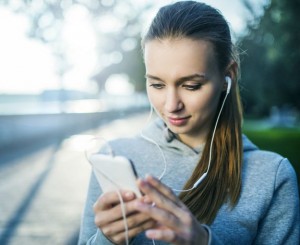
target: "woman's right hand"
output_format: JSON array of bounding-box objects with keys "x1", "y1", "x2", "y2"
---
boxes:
[{"x1": 93, "y1": 190, "x2": 156, "y2": 244}]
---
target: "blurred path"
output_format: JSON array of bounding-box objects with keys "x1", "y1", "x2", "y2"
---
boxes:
[{"x1": 0, "y1": 112, "x2": 149, "y2": 245}]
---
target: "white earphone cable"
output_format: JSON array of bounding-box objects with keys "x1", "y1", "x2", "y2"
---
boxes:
[
  {"x1": 141, "y1": 88, "x2": 230, "y2": 193},
  {"x1": 86, "y1": 83, "x2": 230, "y2": 244},
  {"x1": 85, "y1": 139, "x2": 129, "y2": 245},
  {"x1": 140, "y1": 106, "x2": 167, "y2": 181},
  {"x1": 172, "y1": 90, "x2": 230, "y2": 192}
]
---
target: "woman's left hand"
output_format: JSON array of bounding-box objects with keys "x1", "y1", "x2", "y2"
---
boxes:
[{"x1": 135, "y1": 175, "x2": 209, "y2": 245}]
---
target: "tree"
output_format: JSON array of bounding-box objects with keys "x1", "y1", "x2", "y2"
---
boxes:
[
  {"x1": 239, "y1": 0, "x2": 300, "y2": 116},
  {"x1": 0, "y1": 0, "x2": 150, "y2": 94}
]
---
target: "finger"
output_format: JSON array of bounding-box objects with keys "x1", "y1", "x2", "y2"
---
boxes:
[
  {"x1": 94, "y1": 190, "x2": 135, "y2": 211},
  {"x1": 145, "y1": 175, "x2": 179, "y2": 203},
  {"x1": 134, "y1": 201, "x2": 186, "y2": 232},
  {"x1": 137, "y1": 180, "x2": 193, "y2": 233},
  {"x1": 137, "y1": 179, "x2": 184, "y2": 213},
  {"x1": 94, "y1": 204, "x2": 122, "y2": 227},
  {"x1": 145, "y1": 229, "x2": 187, "y2": 245},
  {"x1": 94, "y1": 195, "x2": 142, "y2": 227},
  {"x1": 105, "y1": 218, "x2": 158, "y2": 244},
  {"x1": 102, "y1": 213, "x2": 156, "y2": 236},
  {"x1": 139, "y1": 194, "x2": 153, "y2": 204},
  {"x1": 139, "y1": 176, "x2": 187, "y2": 210}
]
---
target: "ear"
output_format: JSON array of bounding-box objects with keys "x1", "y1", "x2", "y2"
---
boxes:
[
  {"x1": 225, "y1": 61, "x2": 238, "y2": 82},
  {"x1": 223, "y1": 61, "x2": 238, "y2": 91}
]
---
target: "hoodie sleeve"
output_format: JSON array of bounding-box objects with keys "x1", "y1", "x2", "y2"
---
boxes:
[
  {"x1": 253, "y1": 158, "x2": 300, "y2": 244},
  {"x1": 77, "y1": 172, "x2": 116, "y2": 245}
]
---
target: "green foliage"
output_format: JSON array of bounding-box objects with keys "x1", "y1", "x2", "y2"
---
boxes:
[
  {"x1": 239, "y1": 0, "x2": 300, "y2": 116},
  {"x1": 243, "y1": 126, "x2": 300, "y2": 188}
]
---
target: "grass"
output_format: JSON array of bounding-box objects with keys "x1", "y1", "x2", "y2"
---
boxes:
[{"x1": 242, "y1": 125, "x2": 300, "y2": 190}]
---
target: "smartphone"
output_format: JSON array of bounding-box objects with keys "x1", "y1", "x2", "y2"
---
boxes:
[{"x1": 89, "y1": 154, "x2": 142, "y2": 198}]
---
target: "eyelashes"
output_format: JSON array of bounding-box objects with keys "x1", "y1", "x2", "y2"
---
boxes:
[
  {"x1": 149, "y1": 83, "x2": 202, "y2": 91},
  {"x1": 182, "y1": 84, "x2": 202, "y2": 91},
  {"x1": 149, "y1": 84, "x2": 164, "y2": 89}
]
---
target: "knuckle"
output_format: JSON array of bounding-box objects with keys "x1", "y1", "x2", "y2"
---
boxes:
[
  {"x1": 93, "y1": 195, "x2": 106, "y2": 212},
  {"x1": 125, "y1": 202, "x2": 134, "y2": 213},
  {"x1": 94, "y1": 215, "x2": 103, "y2": 227},
  {"x1": 171, "y1": 215, "x2": 182, "y2": 228},
  {"x1": 166, "y1": 212, "x2": 175, "y2": 222},
  {"x1": 113, "y1": 234, "x2": 124, "y2": 244},
  {"x1": 156, "y1": 197, "x2": 166, "y2": 206},
  {"x1": 126, "y1": 217, "x2": 136, "y2": 228},
  {"x1": 143, "y1": 220, "x2": 156, "y2": 230},
  {"x1": 182, "y1": 213, "x2": 193, "y2": 226},
  {"x1": 165, "y1": 187, "x2": 174, "y2": 196},
  {"x1": 102, "y1": 226, "x2": 112, "y2": 236},
  {"x1": 98, "y1": 194, "x2": 107, "y2": 204},
  {"x1": 92, "y1": 202, "x2": 98, "y2": 212}
]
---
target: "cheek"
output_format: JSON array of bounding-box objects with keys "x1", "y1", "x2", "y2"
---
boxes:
[
  {"x1": 188, "y1": 91, "x2": 209, "y2": 107},
  {"x1": 146, "y1": 87, "x2": 153, "y2": 104},
  {"x1": 188, "y1": 90, "x2": 219, "y2": 114},
  {"x1": 147, "y1": 89, "x2": 162, "y2": 109}
]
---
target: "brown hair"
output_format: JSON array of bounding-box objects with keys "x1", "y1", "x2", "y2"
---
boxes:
[{"x1": 143, "y1": 1, "x2": 243, "y2": 224}]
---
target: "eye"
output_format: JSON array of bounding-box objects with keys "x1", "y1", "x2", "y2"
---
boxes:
[
  {"x1": 182, "y1": 84, "x2": 202, "y2": 91},
  {"x1": 149, "y1": 83, "x2": 165, "y2": 89}
]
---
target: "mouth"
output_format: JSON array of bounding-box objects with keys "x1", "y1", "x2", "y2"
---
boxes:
[{"x1": 167, "y1": 116, "x2": 191, "y2": 126}]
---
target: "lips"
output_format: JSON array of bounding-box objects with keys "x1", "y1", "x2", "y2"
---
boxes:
[{"x1": 168, "y1": 116, "x2": 191, "y2": 126}]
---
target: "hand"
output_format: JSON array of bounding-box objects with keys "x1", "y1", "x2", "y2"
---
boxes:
[
  {"x1": 135, "y1": 175, "x2": 209, "y2": 245},
  {"x1": 93, "y1": 190, "x2": 156, "y2": 244}
]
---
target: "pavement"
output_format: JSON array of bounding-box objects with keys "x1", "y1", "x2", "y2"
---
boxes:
[{"x1": 0, "y1": 112, "x2": 148, "y2": 245}]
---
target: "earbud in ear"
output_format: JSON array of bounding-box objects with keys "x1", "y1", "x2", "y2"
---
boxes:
[{"x1": 225, "y1": 76, "x2": 232, "y2": 94}]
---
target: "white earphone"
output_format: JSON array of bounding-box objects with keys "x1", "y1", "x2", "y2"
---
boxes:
[{"x1": 225, "y1": 76, "x2": 232, "y2": 94}]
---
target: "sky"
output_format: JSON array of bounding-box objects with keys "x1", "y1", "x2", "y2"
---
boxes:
[{"x1": 0, "y1": 0, "x2": 269, "y2": 95}]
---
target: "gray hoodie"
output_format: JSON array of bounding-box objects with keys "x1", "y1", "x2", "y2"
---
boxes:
[{"x1": 78, "y1": 119, "x2": 299, "y2": 245}]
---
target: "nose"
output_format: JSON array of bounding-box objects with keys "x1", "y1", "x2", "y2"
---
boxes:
[{"x1": 164, "y1": 88, "x2": 183, "y2": 113}]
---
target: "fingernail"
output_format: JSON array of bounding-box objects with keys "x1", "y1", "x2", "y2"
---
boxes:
[
  {"x1": 145, "y1": 230, "x2": 156, "y2": 239},
  {"x1": 125, "y1": 191, "x2": 134, "y2": 199},
  {"x1": 145, "y1": 174, "x2": 153, "y2": 180},
  {"x1": 146, "y1": 174, "x2": 157, "y2": 183},
  {"x1": 140, "y1": 180, "x2": 148, "y2": 187}
]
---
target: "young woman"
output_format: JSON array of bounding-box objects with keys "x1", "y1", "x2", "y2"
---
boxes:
[{"x1": 78, "y1": 1, "x2": 299, "y2": 244}]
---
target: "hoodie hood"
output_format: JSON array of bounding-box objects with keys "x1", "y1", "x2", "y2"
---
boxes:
[
  {"x1": 242, "y1": 134, "x2": 258, "y2": 152},
  {"x1": 140, "y1": 118, "x2": 202, "y2": 156},
  {"x1": 140, "y1": 118, "x2": 258, "y2": 155}
]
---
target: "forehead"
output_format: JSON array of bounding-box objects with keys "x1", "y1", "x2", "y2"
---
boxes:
[{"x1": 144, "y1": 38, "x2": 218, "y2": 76}]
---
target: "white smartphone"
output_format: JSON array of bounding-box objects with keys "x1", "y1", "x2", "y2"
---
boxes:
[{"x1": 89, "y1": 154, "x2": 142, "y2": 198}]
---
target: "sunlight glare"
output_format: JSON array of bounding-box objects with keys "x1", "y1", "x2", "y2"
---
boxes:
[
  {"x1": 61, "y1": 4, "x2": 98, "y2": 91},
  {"x1": 0, "y1": 8, "x2": 60, "y2": 94},
  {"x1": 105, "y1": 74, "x2": 134, "y2": 96}
]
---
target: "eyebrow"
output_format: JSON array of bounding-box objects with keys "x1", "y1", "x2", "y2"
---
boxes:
[{"x1": 145, "y1": 73, "x2": 207, "y2": 83}]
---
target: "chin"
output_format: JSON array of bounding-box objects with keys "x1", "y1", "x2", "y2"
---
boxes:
[{"x1": 167, "y1": 124, "x2": 189, "y2": 135}]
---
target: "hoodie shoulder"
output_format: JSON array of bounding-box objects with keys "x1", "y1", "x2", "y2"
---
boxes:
[
  {"x1": 242, "y1": 134, "x2": 284, "y2": 161},
  {"x1": 242, "y1": 134, "x2": 258, "y2": 152},
  {"x1": 241, "y1": 134, "x2": 292, "y2": 186}
]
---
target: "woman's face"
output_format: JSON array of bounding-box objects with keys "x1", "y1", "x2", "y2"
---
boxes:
[{"x1": 144, "y1": 38, "x2": 225, "y2": 147}]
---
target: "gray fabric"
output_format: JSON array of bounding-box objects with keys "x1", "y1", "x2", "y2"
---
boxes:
[{"x1": 78, "y1": 118, "x2": 299, "y2": 245}]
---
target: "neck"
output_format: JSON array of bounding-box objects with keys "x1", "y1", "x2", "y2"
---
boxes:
[{"x1": 177, "y1": 133, "x2": 206, "y2": 149}]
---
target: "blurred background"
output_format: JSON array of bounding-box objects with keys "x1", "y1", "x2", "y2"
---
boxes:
[{"x1": 0, "y1": 0, "x2": 299, "y2": 244}]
